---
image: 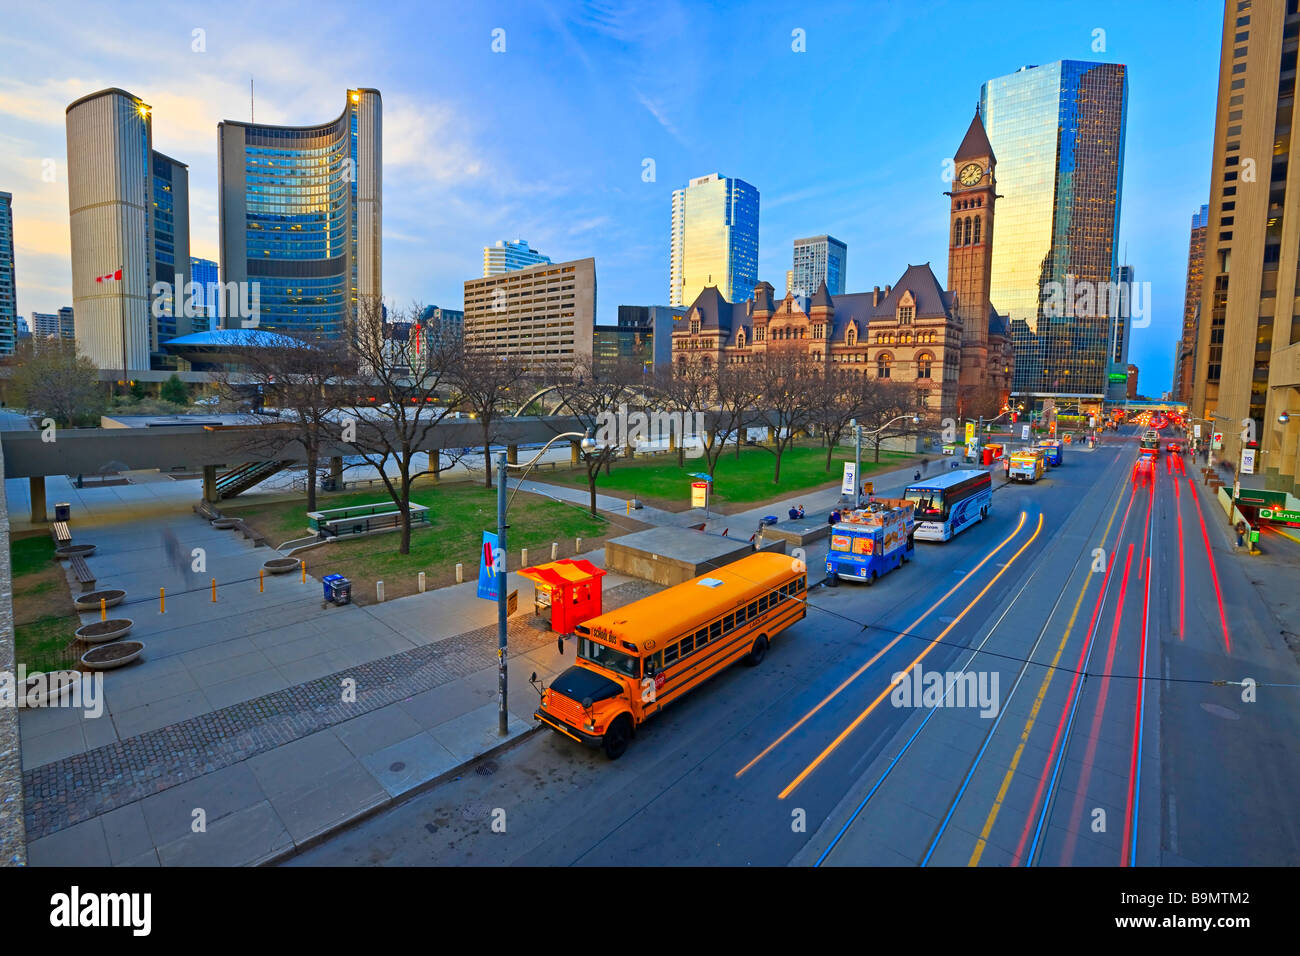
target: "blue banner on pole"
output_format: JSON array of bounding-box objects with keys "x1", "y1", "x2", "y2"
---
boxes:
[{"x1": 477, "y1": 531, "x2": 500, "y2": 601}]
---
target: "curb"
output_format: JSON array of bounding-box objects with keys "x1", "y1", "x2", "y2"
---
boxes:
[{"x1": 257, "y1": 721, "x2": 545, "y2": 867}]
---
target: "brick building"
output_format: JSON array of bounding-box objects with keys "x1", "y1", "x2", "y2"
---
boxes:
[{"x1": 671, "y1": 110, "x2": 1014, "y2": 418}]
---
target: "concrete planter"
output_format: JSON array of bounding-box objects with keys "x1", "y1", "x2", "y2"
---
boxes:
[
  {"x1": 74, "y1": 589, "x2": 126, "y2": 611},
  {"x1": 81, "y1": 640, "x2": 145, "y2": 671},
  {"x1": 18, "y1": 670, "x2": 83, "y2": 708},
  {"x1": 75, "y1": 619, "x2": 134, "y2": 644},
  {"x1": 211, "y1": 518, "x2": 239, "y2": 529},
  {"x1": 263, "y1": 558, "x2": 299, "y2": 575},
  {"x1": 54, "y1": 544, "x2": 97, "y2": 560}
]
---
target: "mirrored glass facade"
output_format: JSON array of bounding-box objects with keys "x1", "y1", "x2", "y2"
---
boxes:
[
  {"x1": 219, "y1": 89, "x2": 382, "y2": 338},
  {"x1": 791, "y1": 235, "x2": 847, "y2": 297},
  {"x1": 670, "y1": 173, "x2": 759, "y2": 306},
  {"x1": 981, "y1": 61, "x2": 1128, "y2": 400}
]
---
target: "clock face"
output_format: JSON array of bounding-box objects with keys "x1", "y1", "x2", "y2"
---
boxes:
[{"x1": 958, "y1": 162, "x2": 983, "y2": 186}]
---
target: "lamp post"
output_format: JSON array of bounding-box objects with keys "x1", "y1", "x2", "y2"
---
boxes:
[
  {"x1": 495, "y1": 430, "x2": 594, "y2": 736},
  {"x1": 852, "y1": 413, "x2": 922, "y2": 505}
]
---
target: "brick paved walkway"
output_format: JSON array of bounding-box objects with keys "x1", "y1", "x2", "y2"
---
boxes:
[{"x1": 24, "y1": 580, "x2": 655, "y2": 841}]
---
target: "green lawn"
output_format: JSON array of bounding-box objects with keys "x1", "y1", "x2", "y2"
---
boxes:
[
  {"x1": 551, "y1": 444, "x2": 917, "y2": 509},
  {"x1": 14, "y1": 614, "x2": 82, "y2": 674},
  {"x1": 9, "y1": 534, "x2": 82, "y2": 672},
  {"x1": 11, "y1": 535, "x2": 56, "y2": 577},
  {"x1": 225, "y1": 481, "x2": 617, "y2": 603}
]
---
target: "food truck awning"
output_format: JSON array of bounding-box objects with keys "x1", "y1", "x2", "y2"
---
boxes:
[{"x1": 516, "y1": 558, "x2": 607, "y2": 589}]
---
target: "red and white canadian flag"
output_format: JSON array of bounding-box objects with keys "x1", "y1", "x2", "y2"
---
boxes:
[{"x1": 95, "y1": 267, "x2": 123, "y2": 283}]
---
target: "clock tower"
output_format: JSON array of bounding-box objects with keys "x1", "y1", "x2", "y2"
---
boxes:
[{"x1": 947, "y1": 107, "x2": 997, "y2": 390}]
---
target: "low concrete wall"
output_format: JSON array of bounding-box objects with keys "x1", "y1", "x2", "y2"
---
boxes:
[
  {"x1": 605, "y1": 527, "x2": 754, "y2": 586},
  {"x1": 758, "y1": 518, "x2": 830, "y2": 548},
  {"x1": 0, "y1": 441, "x2": 26, "y2": 864}
]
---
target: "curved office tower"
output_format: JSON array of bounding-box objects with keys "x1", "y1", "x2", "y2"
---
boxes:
[
  {"x1": 218, "y1": 88, "x2": 382, "y2": 339},
  {"x1": 66, "y1": 89, "x2": 158, "y2": 373}
]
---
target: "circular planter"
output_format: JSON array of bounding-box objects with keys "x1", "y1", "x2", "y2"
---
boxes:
[
  {"x1": 54, "y1": 544, "x2": 97, "y2": 560},
  {"x1": 75, "y1": 618, "x2": 133, "y2": 644},
  {"x1": 210, "y1": 517, "x2": 238, "y2": 529},
  {"x1": 18, "y1": 670, "x2": 84, "y2": 708},
  {"x1": 263, "y1": 558, "x2": 299, "y2": 575},
  {"x1": 81, "y1": 640, "x2": 144, "y2": 671},
  {"x1": 74, "y1": 589, "x2": 126, "y2": 611}
]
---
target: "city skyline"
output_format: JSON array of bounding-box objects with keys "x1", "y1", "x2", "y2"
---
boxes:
[{"x1": 0, "y1": 0, "x2": 1220, "y2": 393}]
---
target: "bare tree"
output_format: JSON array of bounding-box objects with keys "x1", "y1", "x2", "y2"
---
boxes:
[
  {"x1": 450, "y1": 339, "x2": 530, "y2": 487},
  {"x1": 335, "y1": 298, "x2": 469, "y2": 554},
  {"x1": 806, "y1": 367, "x2": 866, "y2": 472},
  {"x1": 858, "y1": 377, "x2": 920, "y2": 462},
  {"x1": 8, "y1": 339, "x2": 105, "y2": 426},
  {"x1": 957, "y1": 382, "x2": 1004, "y2": 422},
  {"x1": 541, "y1": 358, "x2": 641, "y2": 516},
  {"x1": 210, "y1": 331, "x2": 353, "y2": 512},
  {"x1": 754, "y1": 347, "x2": 817, "y2": 484}
]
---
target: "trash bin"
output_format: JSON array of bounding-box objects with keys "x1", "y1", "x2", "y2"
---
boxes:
[
  {"x1": 322, "y1": 573, "x2": 344, "y2": 603},
  {"x1": 54, "y1": 502, "x2": 71, "y2": 522},
  {"x1": 333, "y1": 578, "x2": 351, "y2": 604}
]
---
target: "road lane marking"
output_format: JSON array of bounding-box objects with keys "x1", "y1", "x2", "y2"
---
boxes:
[
  {"x1": 735, "y1": 512, "x2": 1028, "y2": 779},
  {"x1": 778, "y1": 514, "x2": 1044, "y2": 800},
  {"x1": 967, "y1": 473, "x2": 1129, "y2": 866}
]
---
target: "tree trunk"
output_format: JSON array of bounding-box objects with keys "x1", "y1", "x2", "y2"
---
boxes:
[
  {"x1": 734, "y1": 428, "x2": 742, "y2": 459},
  {"x1": 825, "y1": 440, "x2": 834, "y2": 472},
  {"x1": 482, "y1": 421, "x2": 493, "y2": 487},
  {"x1": 874, "y1": 437, "x2": 882, "y2": 463},
  {"x1": 305, "y1": 443, "x2": 318, "y2": 512},
  {"x1": 773, "y1": 446, "x2": 783, "y2": 485},
  {"x1": 588, "y1": 474, "x2": 598, "y2": 517},
  {"x1": 398, "y1": 467, "x2": 412, "y2": 555}
]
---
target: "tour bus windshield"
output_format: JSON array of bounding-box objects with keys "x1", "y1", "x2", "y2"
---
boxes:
[
  {"x1": 578, "y1": 637, "x2": 639, "y2": 678},
  {"x1": 905, "y1": 490, "x2": 944, "y2": 517}
]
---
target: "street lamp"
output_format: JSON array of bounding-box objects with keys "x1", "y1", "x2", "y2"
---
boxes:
[
  {"x1": 494, "y1": 430, "x2": 595, "y2": 735},
  {"x1": 851, "y1": 413, "x2": 922, "y2": 507}
]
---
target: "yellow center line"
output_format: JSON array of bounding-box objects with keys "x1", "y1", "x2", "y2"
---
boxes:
[
  {"x1": 735, "y1": 512, "x2": 1029, "y2": 779},
  {"x1": 778, "y1": 513, "x2": 1045, "y2": 800},
  {"x1": 1266, "y1": 525, "x2": 1300, "y2": 545},
  {"x1": 967, "y1": 476, "x2": 1128, "y2": 866}
]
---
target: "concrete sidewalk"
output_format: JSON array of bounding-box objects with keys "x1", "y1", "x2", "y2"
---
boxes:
[{"x1": 19, "y1": 500, "x2": 657, "y2": 866}]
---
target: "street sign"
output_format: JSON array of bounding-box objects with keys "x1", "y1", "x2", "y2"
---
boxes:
[
  {"x1": 1194, "y1": 423, "x2": 1202, "y2": 438},
  {"x1": 964, "y1": 422, "x2": 975, "y2": 444},
  {"x1": 841, "y1": 461, "x2": 857, "y2": 496},
  {"x1": 1241, "y1": 447, "x2": 1256, "y2": 474},
  {"x1": 1021, "y1": 424, "x2": 1030, "y2": 441},
  {"x1": 1260, "y1": 508, "x2": 1300, "y2": 523},
  {"x1": 691, "y1": 481, "x2": 709, "y2": 508},
  {"x1": 477, "y1": 531, "x2": 500, "y2": 601},
  {"x1": 1212, "y1": 432, "x2": 1223, "y2": 450}
]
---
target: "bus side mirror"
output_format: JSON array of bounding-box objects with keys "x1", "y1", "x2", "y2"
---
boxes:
[
  {"x1": 530, "y1": 672, "x2": 537, "y2": 683},
  {"x1": 581, "y1": 697, "x2": 593, "y2": 710}
]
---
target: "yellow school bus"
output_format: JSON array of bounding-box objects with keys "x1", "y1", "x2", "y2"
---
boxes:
[{"x1": 533, "y1": 552, "x2": 807, "y2": 759}]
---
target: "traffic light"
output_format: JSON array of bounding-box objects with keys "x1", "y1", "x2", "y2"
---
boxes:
[
  {"x1": 1049, "y1": 421, "x2": 1057, "y2": 437},
  {"x1": 1010, "y1": 412, "x2": 1018, "y2": 424}
]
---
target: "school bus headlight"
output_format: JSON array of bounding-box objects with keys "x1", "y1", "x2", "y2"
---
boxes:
[{"x1": 584, "y1": 718, "x2": 596, "y2": 731}]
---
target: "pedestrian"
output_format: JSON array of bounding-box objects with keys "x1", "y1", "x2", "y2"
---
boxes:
[
  {"x1": 913, "y1": 470, "x2": 921, "y2": 481},
  {"x1": 1235, "y1": 520, "x2": 1246, "y2": 549},
  {"x1": 829, "y1": 508, "x2": 841, "y2": 525},
  {"x1": 788, "y1": 505, "x2": 799, "y2": 520},
  {"x1": 797, "y1": 504, "x2": 806, "y2": 519}
]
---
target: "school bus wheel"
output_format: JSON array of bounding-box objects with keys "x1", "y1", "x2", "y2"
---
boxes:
[
  {"x1": 603, "y1": 714, "x2": 633, "y2": 760},
  {"x1": 745, "y1": 635, "x2": 769, "y2": 667}
]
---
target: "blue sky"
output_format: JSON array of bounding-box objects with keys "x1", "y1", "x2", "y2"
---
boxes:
[{"x1": 1, "y1": 0, "x2": 1223, "y2": 394}]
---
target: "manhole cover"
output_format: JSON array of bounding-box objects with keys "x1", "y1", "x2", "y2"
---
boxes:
[
  {"x1": 390, "y1": 761, "x2": 407, "y2": 772},
  {"x1": 461, "y1": 803, "x2": 489, "y2": 822},
  {"x1": 1200, "y1": 703, "x2": 1240, "y2": 720},
  {"x1": 476, "y1": 761, "x2": 498, "y2": 776}
]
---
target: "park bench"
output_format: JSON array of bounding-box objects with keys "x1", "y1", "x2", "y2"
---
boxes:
[
  {"x1": 50, "y1": 521, "x2": 72, "y2": 547},
  {"x1": 69, "y1": 554, "x2": 96, "y2": 592}
]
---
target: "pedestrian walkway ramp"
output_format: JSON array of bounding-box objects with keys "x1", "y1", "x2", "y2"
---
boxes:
[{"x1": 216, "y1": 460, "x2": 292, "y2": 499}]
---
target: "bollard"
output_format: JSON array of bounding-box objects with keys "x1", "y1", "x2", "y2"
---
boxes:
[
  {"x1": 211, "y1": 578, "x2": 217, "y2": 602},
  {"x1": 456, "y1": 562, "x2": 464, "y2": 584},
  {"x1": 418, "y1": 571, "x2": 426, "y2": 593},
  {"x1": 376, "y1": 580, "x2": 385, "y2": 603},
  {"x1": 260, "y1": 569, "x2": 265, "y2": 593},
  {"x1": 626, "y1": 500, "x2": 632, "y2": 516},
  {"x1": 521, "y1": 548, "x2": 529, "y2": 568},
  {"x1": 301, "y1": 560, "x2": 306, "y2": 583},
  {"x1": 575, "y1": 537, "x2": 582, "y2": 554},
  {"x1": 551, "y1": 542, "x2": 558, "y2": 561},
  {"x1": 160, "y1": 587, "x2": 165, "y2": 614},
  {"x1": 100, "y1": 597, "x2": 106, "y2": 622}
]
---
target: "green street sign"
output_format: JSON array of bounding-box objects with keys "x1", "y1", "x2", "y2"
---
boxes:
[{"x1": 1259, "y1": 508, "x2": 1300, "y2": 523}]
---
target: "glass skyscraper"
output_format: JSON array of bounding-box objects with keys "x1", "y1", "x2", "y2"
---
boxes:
[
  {"x1": 482, "y1": 239, "x2": 550, "y2": 276},
  {"x1": 669, "y1": 173, "x2": 759, "y2": 307},
  {"x1": 790, "y1": 235, "x2": 847, "y2": 298},
  {"x1": 218, "y1": 89, "x2": 382, "y2": 338},
  {"x1": 0, "y1": 191, "x2": 15, "y2": 355},
  {"x1": 981, "y1": 60, "x2": 1128, "y2": 400}
]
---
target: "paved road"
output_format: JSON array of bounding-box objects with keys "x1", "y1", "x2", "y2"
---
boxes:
[{"x1": 289, "y1": 429, "x2": 1300, "y2": 866}]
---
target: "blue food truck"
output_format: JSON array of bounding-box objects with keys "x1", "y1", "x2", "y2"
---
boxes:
[{"x1": 825, "y1": 500, "x2": 915, "y2": 585}]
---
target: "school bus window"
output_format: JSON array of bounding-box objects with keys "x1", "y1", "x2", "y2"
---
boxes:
[
  {"x1": 578, "y1": 636, "x2": 639, "y2": 678},
  {"x1": 695, "y1": 627, "x2": 708, "y2": 646},
  {"x1": 758, "y1": 594, "x2": 769, "y2": 612},
  {"x1": 710, "y1": 620, "x2": 722, "y2": 640},
  {"x1": 681, "y1": 633, "x2": 695, "y2": 655},
  {"x1": 664, "y1": 643, "x2": 680, "y2": 666},
  {"x1": 646, "y1": 651, "x2": 663, "y2": 673},
  {"x1": 746, "y1": 601, "x2": 758, "y2": 620},
  {"x1": 724, "y1": 613, "x2": 735, "y2": 631}
]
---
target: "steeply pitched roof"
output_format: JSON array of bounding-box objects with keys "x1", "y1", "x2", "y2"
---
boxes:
[
  {"x1": 954, "y1": 107, "x2": 995, "y2": 164},
  {"x1": 809, "y1": 279, "x2": 833, "y2": 310}
]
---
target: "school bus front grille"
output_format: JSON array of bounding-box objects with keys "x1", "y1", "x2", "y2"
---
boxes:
[{"x1": 546, "y1": 692, "x2": 584, "y2": 727}]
